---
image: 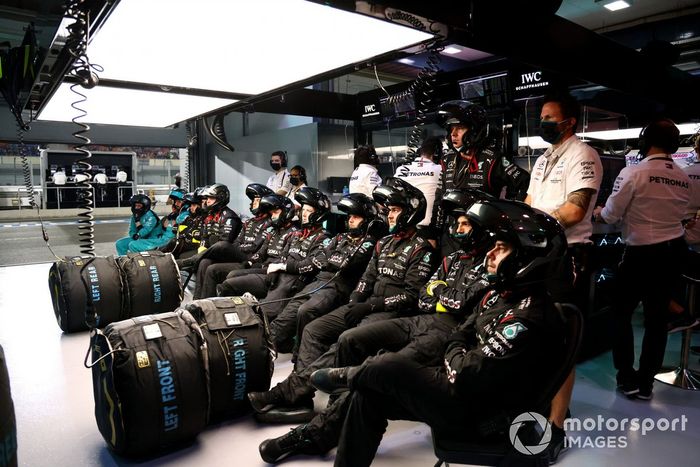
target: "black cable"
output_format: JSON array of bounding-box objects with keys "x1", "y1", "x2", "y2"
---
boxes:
[{"x1": 64, "y1": 0, "x2": 103, "y2": 257}]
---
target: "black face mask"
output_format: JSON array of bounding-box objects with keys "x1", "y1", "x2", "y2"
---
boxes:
[
  {"x1": 538, "y1": 119, "x2": 569, "y2": 145},
  {"x1": 270, "y1": 161, "x2": 282, "y2": 171},
  {"x1": 289, "y1": 176, "x2": 300, "y2": 186}
]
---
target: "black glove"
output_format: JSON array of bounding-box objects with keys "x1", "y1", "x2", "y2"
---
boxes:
[
  {"x1": 445, "y1": 329, "x2": 472, "y2": 353},
  {"x1": 132, "y1": 234, "x2": 139, "y2": 240},
  {"x1": 344, "y1": 302, "x2": 374, "y2": 328},
  {"x1": 135, "y1": 221, "x2": 143, "y2": 230}
]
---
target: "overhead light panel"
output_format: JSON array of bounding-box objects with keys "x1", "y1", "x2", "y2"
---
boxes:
[
  {"x1": 85, "y1": 0, "x2": 433, "y2": 95},
  {"x1": 38, "y1": 84, "x2": 237, "y2": 127},
  {"x1": 442, "y1": 46, "x2": 462, "y2": 55},
  {"x1": 598, "y1": 1, "x2": 632, "y2": 12}
]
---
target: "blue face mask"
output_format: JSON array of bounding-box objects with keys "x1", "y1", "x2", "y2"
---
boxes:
[
  {"x1": 452, "y1": 232, "x2": 469, "y2": 239},
  {"x1": 389, "y1": 224, "x2": 397, "y2": 233}
]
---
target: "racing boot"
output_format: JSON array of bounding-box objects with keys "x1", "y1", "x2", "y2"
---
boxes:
[
  {"x1": 309, "y1": 367, "x2": 353, "y2": 394},
  {"x1": 248, "y1": 386, "x2": 285, "y2": 414},
  {"x1": 259, "y1": 425, "x2": 318, "y2": 463}
]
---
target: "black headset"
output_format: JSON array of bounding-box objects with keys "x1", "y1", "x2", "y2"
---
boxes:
[
  {"x1": 290, "y1": 165, "x2": 307, "y2": 184},
  {"x1": 271, "y1": 150, "x2": 288, "y2": 168},
  {"x1": 638, "y1": 119, "x2": 680, "y2": 156}
]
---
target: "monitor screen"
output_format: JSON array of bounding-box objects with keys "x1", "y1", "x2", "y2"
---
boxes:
[{"x1": 458, "y1": 72, "x2": 509, "y2": 108}]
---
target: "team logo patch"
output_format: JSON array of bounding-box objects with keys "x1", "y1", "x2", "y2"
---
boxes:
[
  {"x1": 362, "y1": 241, "x2": 373, "y2": 249},
  {"x1": 323, "y1": 238, "x2": 331, "y2": 247},
  {"x1": 503, "y1": 323, "x2": 527, "y2": 340},
  {"x1": 423, "y1": 252, "x2": 432, "y2": 263}
]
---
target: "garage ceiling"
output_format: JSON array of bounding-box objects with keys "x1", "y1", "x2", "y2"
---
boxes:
[{"x1": 0, "y1": 0, "x2": 699, "y2": 128}]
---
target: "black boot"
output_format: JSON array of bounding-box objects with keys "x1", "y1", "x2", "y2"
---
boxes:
[
  {"x1": 248, "y1": 386, "x2": 286, "y2": 414},
  {"x1": 254, "y1": 396, "x2": 315, "y2": 424},
  {"x1": 259, "y1": 425, "x2": 316, "y2": 463},
  {"x1": 176, "y1": 254, "x2": 199, "y2": 271},
  {"x1": 310, "y1": 367, "x2": 351, "y2": 394}
]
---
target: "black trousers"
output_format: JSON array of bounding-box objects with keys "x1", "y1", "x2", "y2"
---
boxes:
[
  {"x1": 273, "y1": 304, "x2": 399, "y2": 405},
  {"x1": 192, "y1": 242, "x2": 249, "y2": 299},
  {"x1": 335, "y1": 354, "x2": 473, "y2": 467},
  {"x1": 218, "y1": 271, "x2": 305, "y2": 321},
  {"x1": 197, "y1": 262, "x2": 244, "y2": 299},
  {"x1": 612, "y1": 237, "x2": 687, "y2": 388},
  {"x1": 336, "y1": 313, "x2": 459, "y2": 367},
  {"x1": 269, "y1": 281, "x2": 342, "y2": 354},
  {"x1": 546, "y1": 243, "x2": 591, "y2": 314},
  {"x1": 301, "y1": 313, "x2": 460, "y2": 452}
]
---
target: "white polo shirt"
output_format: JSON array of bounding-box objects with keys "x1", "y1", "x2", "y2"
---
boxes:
[
  {"x1": 682, "y1": 160, "x2": 700, "y2": 245},
  {"x1": 601, "y1": 155, "x2": 691, "y2": 246},
  {"x1": 94, "y1": 173, "x2": 108, "y2": 184},
  {"x1": 395, "y1": 158, "x2": 442, "y2": 226},
  {"x1": 52, "y1": 171, "x2": 67, "y2": 185},
  {"x1": 349, "y1": 164, "x2": 381, "y2": 198},
  {"x1": 527, "y1": 136, "x2": 602, "y2": 244},
  {"x1": 266, "y1": 169, "x2": 292, "y2": 195},
  {"x1": 116, "y1": 170, "x2": 128, "y2": 183}
]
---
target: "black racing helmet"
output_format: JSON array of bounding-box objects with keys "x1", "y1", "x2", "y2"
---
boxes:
[
  {"x1": 245, "y1": 183, "x2": 274, "y2": 215},
  {"x1": 465, "y1": 199, "x2": 567, "y2": 292},
  {"x1": 184, "y1": 186, "x2": 205, "y2": 205},
  {"x1": 372, "y1": 177, "x2": 426, "y2": 233},
  {"x1": 337, "y1": 192, "x2": 378, "y2": 236},
  {"x1": 437, "y1": 100, "x2": 489, "y2": 151},
  {"x1": 129, "y1": 193, "x2": 151, "y2": 216},
  {"x1": 201, "y1": 183, "x2": 230, "y2": 212},
  {"x1": 294, "y1": 187, "x2": 331, "y2": 226},
  {"x1": 441, "y1": 188, "x2": 493, "y2": 250},
  {"x1": 259, "y1": 194, "x2": 295, "y2": 228}
]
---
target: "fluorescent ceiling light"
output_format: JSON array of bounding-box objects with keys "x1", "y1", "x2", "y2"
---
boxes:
[
  {"x1": 86, "y1": 0, "x2": 433, "y2": 95},
  {"x1": 519, "y1": 123, "x2": 698, "y2": 147},
  {"x1": 38, "y1": 84, "x2": 237, "y2": 127},
  {"x1": 442, "y1": 46, "x2": 462, "y2": 55},
  {"x1": 577, "y1": 123, "x2": 698, "y2": 140},
  {"x1": 398, "y1": 58, "x2": 415, "y2": 65},
  {"x1": 602, "y1": 1, "x2": 631, "y2": 11}
]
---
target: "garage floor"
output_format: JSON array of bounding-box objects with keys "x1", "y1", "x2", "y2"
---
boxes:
[{"x1": 1, "y1": 262, "x2": 699, "y2": 467}]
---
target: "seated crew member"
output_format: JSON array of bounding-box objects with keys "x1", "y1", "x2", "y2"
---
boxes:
[
  {"x1": 432, "y1": 100, "x2": 530, "y2": 256},
  {"x1": 256, "y1": 190, "x2": 495, "y2": 459},
  {"x1": 217, "y1": 195, "x2": 297, "y2": 284},
  {"x1": 115, "y1": 194, "x2": 161, "y2": 255},
  {"x1": 318, "y1": 200, "x2": 568, "y2": 467},
  {"x1": 194, "y1": 183, "x2": 274, "y2": 299},
  {"x1": 268, "y1": 192, "x2": 382, "y2": 358},
  {"x1": 247, "y1": 177, "x2": 436, "y2": 422},
  {"x1": 160, "y1": 187, "x2": 206, "y2": 258},
  {"x1": 148, "y1": 188, "x2": 189, "y2": 250},
  {"x1": 217, "y1": 188, "x2": 331, "y2": 321},
  {"x1": 176, "y1": 183, "x2": 241, "y2": 268}
]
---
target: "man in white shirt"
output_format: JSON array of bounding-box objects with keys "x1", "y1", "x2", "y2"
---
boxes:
[
  {"x1": 683, "y1": 135, "x2": 700, "y2": 246},
  {"x1": 349, "y1": 145, "x2": 381, "y2": 198},
  {"x1": 116, "y1": 168, "x2": 128, "y2": 183},
  {"x1": 594, "y1": 119, "x2": 691, "y2": 400},
  {"x1": 394, "y1": 137, "x2": 442, "y2": 229},
  {"x1": 94, "y1": 170, "x2": 108, "y2": 185},
  {"x1": 52, "y1": 168, "x2": 67, "y2": 185},
  {"x1": 524, "y1": 92, "x2": 602, "y2": 459},
  {"x1": 266, "y1": 150, "x2": 292, "y2": 196}
]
